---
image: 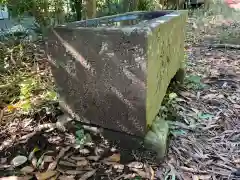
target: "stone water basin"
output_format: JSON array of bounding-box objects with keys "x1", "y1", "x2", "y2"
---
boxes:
[{"x1": 46, "y1": 10, "x2": 188, "y2": 139}]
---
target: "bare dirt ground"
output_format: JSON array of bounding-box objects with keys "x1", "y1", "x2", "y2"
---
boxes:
[{"x1": 0, "y1": 6, "x2": 240, "y2": 180}]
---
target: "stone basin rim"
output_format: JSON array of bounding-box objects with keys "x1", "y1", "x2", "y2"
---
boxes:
[{"x1": 54, "y1": 10, "x2": 188, "y2": 32}]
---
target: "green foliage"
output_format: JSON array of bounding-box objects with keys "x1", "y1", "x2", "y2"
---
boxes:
[
  {"x1": 97, "y1": 0, "x2": 122, "y2": 15},
  {"x1": 185, "y1": 75, "x2": 209, "y2": 90},
  {"x1": 159, "y1": 92, "x2": 179, "y2": 121},
  {"x1": 19, "y1": 78, "x2": 37, "y2": 100},
  {"x1": 138, "y1": 0, "x2": 158, "y2": 11},
  {"x1": 75, "y1": 123, "x2": 92, "y2": 147}
]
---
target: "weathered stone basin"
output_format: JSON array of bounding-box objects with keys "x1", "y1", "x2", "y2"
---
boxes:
[{"x1": 46, "y1": 11, "x2": 188, "y2": 138}]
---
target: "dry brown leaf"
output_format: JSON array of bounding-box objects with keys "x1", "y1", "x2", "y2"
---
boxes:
[
  {"x1": 198, "y1": 175, "x2": 212, "y2": 179},
  {"x1": 131, "y1": 168, "x2": 149, "y2": 178},
  {"x1": 56, "y1": 146, "x2": 71, "y2": 160},
  {"x1": 59, "y1": 160, "x2": 76, "y2": 167},
  {"x1": 43, "y1": 156, "x2": 54, "y2": 163},
  {"x1": 65, "y1": 170, "x2": 84, "y2": 175},
  {"x1": 0, "y1": 176, "x2": 33, "y2": 180},
  {"x1": 20, "y1": 166, "x2": 35, "y2": 174},
  {"x1": 127, "y1": 162, "x2": 144, "y2": 169},
  {"x1": 124, "y1": 174, "x2": 136, "y2": 179},
  {"x1": 103, "y1": 153, "x2": 120, "y2": 162},
  {"x1": 233, "y1": 104, "x2": 240, "y2": 109},
  {"x1": 113, "y1": 164, "x2": 124, "y2": 172},
  {"x1": 47, "y1": 147, "x2": 71, "y2": 170},
  {"x1": 63, "y1": 152, "x2": 74, "y2": 160},
  {"x1": 79, "y1": 148, "x2": 90, "y2": 155},
  {"x1": 113, "y1": 174, "x2": 126, "y2": 180},
  {"x1": 192, "y1": 175, "x2": 199, "y2": 180},
  {"x1": 35, "y1": 171, "x2": 57, "y2": 180},
  {"x1": 94, "y1": 147, "x2": 104, "y2": 156},
  {"x1": 103, "y1": 161, "x2": 124, "y2": 171},
  {"x1": 148, "y1": 166, "x2": 154, "y2": 180},
  {"x1": 47, "y1": 161, "x2": 57, "y2": 170},
  {"x1": 180, "y1": 173, "x2": 192, "y2": 180},
  {"x1": 202, "y1": 94, "x2": 217, "y2": 100},
  {"x1": 76, "y1": 160, "x2": 88, "y2": 167},
  {"x1": 49, "y1": 173, "x2": 60, "y2": 180},
  {"x1": 79, "y1": 170, "x2": 96, "y2": 180},
  {"x1": 31, "y1": 157, "x2": 37, "y2": 168},
  {"x1": 70, "y1": 156, "x2": 86, "y2": 161},
  {"x1": 234, "y1": 159, "x2": 240, "y2": 164},
  {"x1": 58, "y1": 175, "x2": 75, "y2": 180},
  {"x1": 86, "y1": 156, "x2": 100, "y2": 161},
  {"x1": 180, "y1": 166, "x2": 208, "y2": 174},
  {"x1": 179, "y1": 91, "x2": 196, "y2": 99}
]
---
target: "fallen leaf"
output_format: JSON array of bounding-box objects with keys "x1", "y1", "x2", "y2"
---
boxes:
[
  {"x1": 65, "y1": 170, "x2": 84, "y2": 175},
  {"x1": 49, "y1": 173, "x2": 60, "y2": 180},
  {"x1": 47, "y1": 161, "x2": 57, "y2": 170},
  {"x1": 198, "y1": 175, "x2": 211, "y2": 179},
  {"x1": 103, "y1": 153, "x2": 120, "y2": 162},
  {"x1": 87, "y1": 156, "x2": 100, "y2": 161},
  {"x1": 79, "y1": 148, "x2": 90, "y2": 155},
  {"x1": 131, "y1": 168, "x2": 149, "y2": 178},
  {"x1": 35, "y1": 171, "x2": 57, "y2": 180},
  {"x1": 113, "y1": 163, "x2": 124, "y2": 172},
  {"x1": 127, "y1": 162, "x2": 144, "y2": 169},
  {"x1": 234, "y1": 159, "x2": 240, "y2": 164},
  {"x1": 48, "y1": 147, "x2": 71, "y2": 170},
  {"x1": 20, "y1": 166, "x2": 35, "y2": 174},
  {"x1": 122, "y1": 174, "x2": 136, "y2": 179},
  {"x1": 7, "y1": 105, "x2": 17, "y2": 112},
  {"x1": 0, "y1": 176, "x2": 33, "y2": 180},
  {"x1": 94, "y1": 147, "x2": 105, "y2": 156},
  {"x1": 147, "y1": 166, "x2": 154, "y2": 180},
  {"x1": 179, "y1": 91, "x2": 196, "y2": 99},
  {"x1": 70, "y1": 156, "x2": 86, "y2": 161},
  {"x1": 58, "y1": 175, "x2": 75, "y2": 180},
  {"x1": 202, "y1": 94, "x2": 217, "y2": 100},
  {"x1": 102, "y1": 161, "x2": 124, "y2": 171},
  {"x1": 31, "y1": 157, "x2": 37, "y2": 168},
  {"x1": 76, "y1": 160, "x2": 88, "y2": 167},
  {"x1": 233, "y1": 104, "x2": 240, "y2": 109},
  {"x1": 79, "y1": 170, "x2": 96, "y2": 180},
  {"x1": 59, "y1": 160, "x2": 76, "y2": 167},
  {"x1": 56, "y1": 147, "x2": 71, "y2": 160},
  {"x1": 43, "y1": 156, "x2": 54, "y2": 163},
  {"x1": 192, "y1": 175, "x2": 199, "y2": 180},
  {"x1": 12, "y1": 156, "x2": 27, "y2": 167}
]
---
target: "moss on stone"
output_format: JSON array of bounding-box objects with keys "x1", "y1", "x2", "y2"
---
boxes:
[{"x1": 146, "y1": 11, "x2": 188, "y2": 127}]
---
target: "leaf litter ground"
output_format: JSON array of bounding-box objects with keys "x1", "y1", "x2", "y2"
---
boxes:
[{"x1": 0, "y1": 11, "x2": 240, "y2": 180}]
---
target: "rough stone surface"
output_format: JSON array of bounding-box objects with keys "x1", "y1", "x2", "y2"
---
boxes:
[
  {"x1": 146, "y1": 11, "x2": 187, "y2": 127},
  {"x1": 46, "y1": 11, "x2": 188, "y2": 137},
  {"x1": 144, "y1": 117, "x2": 169, "y2": 159}
]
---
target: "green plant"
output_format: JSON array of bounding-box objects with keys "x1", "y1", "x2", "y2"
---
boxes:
[
  {"x1": 159, "y1": 92, "x2": 179, "y2": 120},
  {"x1": 185, "y1": 75, "x2": 209, "y2": 90}
]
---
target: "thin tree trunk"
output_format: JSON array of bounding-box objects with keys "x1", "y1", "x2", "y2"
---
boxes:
[{"x1": 86, "y1": 0, "x2": 96, "y2": 19}]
